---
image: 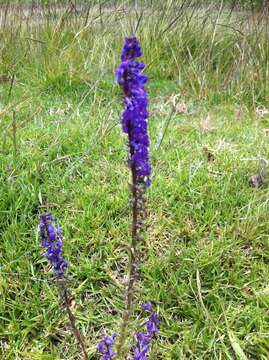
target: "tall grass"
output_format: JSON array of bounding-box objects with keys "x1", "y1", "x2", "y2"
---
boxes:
[{"x1": 0, "y1": 1, "x2": 268, "y2": 107}]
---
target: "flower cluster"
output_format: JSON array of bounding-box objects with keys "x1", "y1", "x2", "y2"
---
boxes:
[
  {"x1": 97, "y1": 302, "x2": 159, "y2": 360},
  {"x1": 116, "y1": 37, "x2": 151, "y2": 187},
  {"x1": 38, "y1": 214, "x2": 68, "y2": 276},
  {"x1": 132, "y1": 302, "x2": 159, "y2": 360},
  {"x1": 97, "y1": 333, "x2": 117, "y2": 359}
]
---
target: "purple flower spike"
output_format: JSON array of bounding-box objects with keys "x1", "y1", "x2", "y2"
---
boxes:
[
  {"x1": 97, "y1": 333, "x2": 117, "y2": 359},
  {"x1": 131, "y1": 304, "x2": 159, "y2": 360},
  {"x1": 116, "y1": 37, "x2": 151, "y2": 187},
  {"x1": 38, "y1": 214, "x2": 68, "y2": 277},
  {"x1": 142, "y1": 301, "x2": 153, "y2": 312}
]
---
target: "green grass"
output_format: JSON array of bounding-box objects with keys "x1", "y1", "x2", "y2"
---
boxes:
[{"x1": 1, "y1": 1, "x2": 269, "y2": 359}]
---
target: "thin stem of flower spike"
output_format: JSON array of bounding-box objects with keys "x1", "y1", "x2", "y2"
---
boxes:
[
  {"x1": 59, "y1": 280, "x2": 89, "y2": 360},
  {"x1": 117, "y1": 167, "x2": 140, "y2": 358}
]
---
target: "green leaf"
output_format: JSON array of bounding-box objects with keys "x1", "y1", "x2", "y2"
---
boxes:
[
  {"x1": 227, "y1": 330, "x2": 248, "y2": 360},
  {"x1": 23, "y1": 351, "x2": 57, "y2": 360}
]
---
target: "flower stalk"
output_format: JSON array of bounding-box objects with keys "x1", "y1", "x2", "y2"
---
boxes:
[
  {"x1": 115, "y1": 37, "x2": 151, "y2": 358},
  {"x1": 59, "y1": 280, "x2": 89, "y2": 360}
]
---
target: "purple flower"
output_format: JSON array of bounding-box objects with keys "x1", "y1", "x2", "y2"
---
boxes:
[
  {"x1": 97, "y1": 333, "x2": 117, "y2": 359},
  {"x1": 133, "y1": 332, "x2": 150, "y2": 360},
  {"x1": 142, "y1": 301, "x2": 153, "y2": 312},
  {"x1": 121, "y1": 37, "x2": 142, "y2": 61},
  {"x1": 146, "y1": 313, "x2": 159, "y2": 337},
  {"x1": 131, "y1": 305, "x2": 159, "y2": 360},
  {"x1": 38, "y1": 214, "x2": 68, "y2": 277},
  {"x1": 116, "y1": 37, "x2": 151, "y2": 187}
]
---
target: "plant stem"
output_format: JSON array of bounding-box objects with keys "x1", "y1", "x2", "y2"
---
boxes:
[
  {"x1": 117, "y1": 167, "x2": 139, "y2": 359},
  {"x1": 12, "y1": 110, "x2": 17, "y2": 157},
  {"x1": 60, "y1": 280, "x2": 89, "y2": 360}
]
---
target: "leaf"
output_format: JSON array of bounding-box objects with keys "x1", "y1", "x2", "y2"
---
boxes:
[
  {"x1": 38, "y1": 191, "x2": 43, "y2": 205},
  {"x1": 23, "y1": 352, "x2": 57, "y2": 360},
  {"x1": 227, "y1": 330, "x2": 248, "y2": 360}
]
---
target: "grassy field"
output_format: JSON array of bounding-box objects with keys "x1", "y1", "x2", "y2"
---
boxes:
[{"x1": 1, "y1": 1, "x2": 269, "y2": 359}]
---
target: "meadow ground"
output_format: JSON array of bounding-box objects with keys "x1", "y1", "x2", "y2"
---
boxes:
[{"x1": 0, "y1": 1, "x2": 269, "y2": 359}]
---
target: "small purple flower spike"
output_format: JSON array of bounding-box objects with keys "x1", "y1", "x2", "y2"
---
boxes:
[
  {"x1": 116, "y1": 37, "x2": 151, "y2": 187},
  {"x1": 38, "y1": 214, "x2": 68, "y2": 277},
  {"x1": 131, "y1": 304, "x2": 159, "y2": 360},
  {"x1": 97, "y1": 333, "x2": 117, "y2": 359}
]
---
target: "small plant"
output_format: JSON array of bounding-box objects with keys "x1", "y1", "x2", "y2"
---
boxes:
[
  {"x1": 38, "y1": 214, "x2": 88, "y2": 360},
  {"x1": 38, "y1": 37, "x2": 158, "y2": 360}
]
